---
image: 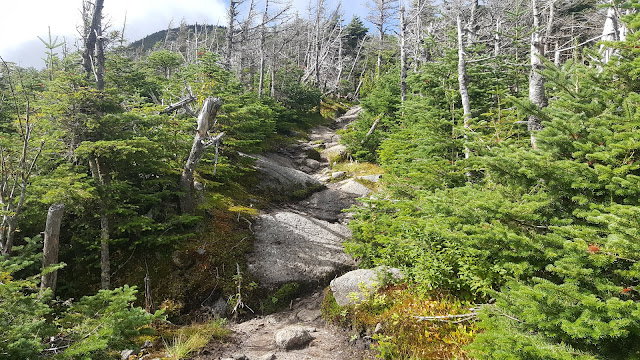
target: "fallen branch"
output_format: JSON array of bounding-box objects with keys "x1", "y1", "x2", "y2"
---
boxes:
[{"x1": 161, "y1": 94, "x2": 196, "y2": 114}]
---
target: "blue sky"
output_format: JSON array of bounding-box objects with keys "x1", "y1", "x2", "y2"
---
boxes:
[{"x1": 0, "y1": 0, "x2": 370, "y2": 68}]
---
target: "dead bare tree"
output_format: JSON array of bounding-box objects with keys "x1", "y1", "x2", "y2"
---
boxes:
[
  {"x1": 367, "y1": 0, "x2": 399, "y2": 77},
  {"x1": 528, "y1": 0, "x2": 547, "y2": 149},
  {"x1": 180, "y1": 97, "x2": 224, "y2": 213},
  {"x1": 40, "y1": 204, "x2": 65, "y2": 296}
]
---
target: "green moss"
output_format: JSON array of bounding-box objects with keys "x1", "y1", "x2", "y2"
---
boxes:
[{"x1": 261, "y1": 282, "x2": 302, "y2": 314}]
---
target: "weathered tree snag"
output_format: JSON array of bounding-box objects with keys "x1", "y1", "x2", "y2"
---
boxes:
[
  {"x1": 399, "y1": 6, "x2": 408, "y2": 104},
  {"x1": 528, "y1": 0, "x2": 547, "y2": 149},
  {"x1": 258, "y1": 0, "x2": 270, "y2": 97},
  {"x1": 226, "y1": 0, "x2": 239, "y2": 69},
  {"x1": 180, "y1": 97, "x2": 224, "y2": 213},
  {"x1": 600, "y1": 1, "x2": 621, "y2": 64},
  {"x1": 82, "y1": 0, "x2": 105, "y2": 90},
  {"x1": 40, "y1": 204, "x2": 65, "y2": 296},
  {"x1": 457, "y1": 14, "x2": 472, "y2": 159}
]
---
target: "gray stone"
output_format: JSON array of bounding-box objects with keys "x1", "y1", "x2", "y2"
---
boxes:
[
  {"x1": 291, "y1": 189, "x2": 355, "y2": 222},
  {"x1": 337, "y1": 179, "x2": 371, "y2": 197},
  {"x1": 321, "y1": 144, "x2": 347, "y2": 162},
  {"x1": 330, "y1": 267, "x2": 404, "y2": 306},
  {"x1": 305, "y1": 158, "x2": 322, "y2": 169},
  {"x1": 248, "y1": 211, "x2": 356, "y2": 289},
  {"x1": 357, "y1": 174, "x2": 382, "y2": 183},
  {"x1": 121, "y1": 350, "x2": 135, "y2": 360},
  {"x1": 210, "y1": 297, "x2": 227, "y2": 317},
  {"x1": 331, "y1": 171, "x2": 347, "y2": 179},
  {"x1": 246, "y1": 153, "x2": 322, "y2": 193},
  {"x1": 275, "y1": 326, "x2": 314, "y2": 350}
]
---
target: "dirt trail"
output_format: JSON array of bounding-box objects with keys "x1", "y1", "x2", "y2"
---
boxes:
[{"x1": 195, "y1": 107, "x2": 374, "y2": 360}]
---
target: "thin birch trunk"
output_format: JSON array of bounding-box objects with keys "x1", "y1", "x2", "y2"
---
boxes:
[
  {"x1": 457, "y1": 14, "x2": 472, "y2": 155},
  {"x1": 399, "y1": 6, "x2": 408, "y2": 103},
  {"x1": 528, "y1": 0, "x2": 547, "y2": 148}
]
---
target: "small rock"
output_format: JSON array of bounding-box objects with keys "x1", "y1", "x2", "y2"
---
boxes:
[
  {"x1": 321, "y1": 144, "x2": 347, "y2": 161},
  {"x1": 305, "y1": 158, "x2": 322, "y2": 169},
  {"x1": 275, "y1": 326, "x2": 314, "y2": 350},
  {"x1": 142, "y1": 340, "x2": 152, "y2": 348},
  {"x1": 233, "y1": 355, "x2": 249, "y2": 360},
  {"x1": 374, "y1": 322, "x2": 384, "y2": 334},
  {"x1": 337, "y1": 179, "x2": 371, "y2": 197},
  {"x1": 357, "y1": 174, "x2": 382, "y2": 183},
  {"x1": 331, "y1": 171, "x2": 347, "y2": 179},
  {"x1": 120, "y1": 349, "x2": 134, "y2": 360},
  {"x1": 210, "y1": 297, "x2": 227, "y2": 317}
]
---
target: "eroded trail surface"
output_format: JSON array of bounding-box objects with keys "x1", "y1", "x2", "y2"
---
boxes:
[{"x1": 196, "y1": 107, "x2": 375, "y2": 360}]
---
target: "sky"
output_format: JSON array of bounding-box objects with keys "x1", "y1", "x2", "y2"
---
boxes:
[{"x1": 0, "y1": 0, "x2": 367, "y2": 69}]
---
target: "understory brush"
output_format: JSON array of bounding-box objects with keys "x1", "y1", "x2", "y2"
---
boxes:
[{"x1": 322, "y1": 285, "x2": 476, "y2": 359}]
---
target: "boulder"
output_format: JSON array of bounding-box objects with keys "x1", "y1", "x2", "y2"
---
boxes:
[
  {"x1": 330, "y1": 267, "x2": 404, "y2": 306},
  {"x1": 248, "y1": 211, "x2": 356, "y2": 289},
  {"x1": 291, "y1": 189, "x2": 355, "y2": 223},
  {"x1": 274, "y1": 326, "x2": 314, "y2": 350},
  {"x1": 357, "y1": 174, "x2": 382, "y2": 183},
  {"x1": 305, "y1": 158, "x2": 322, "y2": 170},
  {"x1": 320, "y1": 144, "x2": 347, "y2": 162},
  {"x1": 337, "y1": 179, "x2": 371, "y2": 197},
  {"x1": 331, "y1": 171, "x2": 347, "y2": 179},
  {"x1": 247, "y1": 154, "x2": 322, "y2": 193}
]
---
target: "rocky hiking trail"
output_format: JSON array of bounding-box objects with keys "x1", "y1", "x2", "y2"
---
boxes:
[{"x1": 195, "y1": 106, "x2": 379, "y2": 360}]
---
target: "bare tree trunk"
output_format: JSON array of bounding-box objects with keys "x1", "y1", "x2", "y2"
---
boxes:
[
  {"x1": 457, "y1": 14, "x2": 472, "y2": 153},
  {"x1": 180, "y1": 97, "x2": 223, "y2": 213},
  {"x1": 399, "y1": 6, "x2": 408, "y2": 103},
  {"x1": 467, "y1": 0, "x2": 479, "y2": 46},
  {"x1": 494, "y1": 19, "x2": 501, "y2": 57},
  {"x1": 226, "y1": 0, "x2": 238, "y2": 69},
  {"x1": 600, "y1": 1, "x2": 620, "y2": 64},
  {"x1": 528, "y1": 0, "x2": 547, "y2": 149},
  {"x1": 314, "y1": 0, "x2": 323, "y2": 85},
  {"x1": 258, "y1": 0, "x2": 269, "y2": 97},
  {"x1": 40, "y1": 204, "x2": 64, "y2": 296},
  {"x1": 82, "y1": 0, "x2": 105, "y2": 89},
  {"x1": 544, "y1": 0, "x2": 556, "y2": 55},
  {"x1": 334, "y1": 20, "x2": 343, "y2": 93}
]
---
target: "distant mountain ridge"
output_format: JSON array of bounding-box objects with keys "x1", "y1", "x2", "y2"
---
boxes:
[{"x1": 129, "y1": 24, "x2": 225, "y2": 51}]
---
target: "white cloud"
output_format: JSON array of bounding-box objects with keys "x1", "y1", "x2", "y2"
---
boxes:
[
  {"x1": 0, "y1": 0, "x2": 227, "y2": 67},
  {"x1": 0, "y1": 0, "x2": 369, "y2": 68}
]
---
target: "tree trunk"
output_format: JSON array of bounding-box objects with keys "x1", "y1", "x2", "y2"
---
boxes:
[
  {"x1": 467, "y1": 0, "x2": 479, "y2": 46},
  {"x1": 399, "y1": 6, "x2": 408, "y2": 104},
  {"x1": 258, "y1": 0, "x2": 269, "y2": 98},
  {"x1": 528, "y1": 0, "x2": 547, "y2": 149},
  {"x1": 40, "y1": 204, "x2": 64, "y2": 296},
  {"x1": 457, "y1": 14, "x2": 472, "y2": 154},
  {"x1": 82, "y1": 0, "x2": 105, "y2": 88},
  {"x1": 600, "y1": 2, "x2": 620, "y2": 64},
  {"x1": 180, "y1": 97, "x2": 223, "y2": 213},
  {"x1": 226, "y1": 0, "x2": 237, "y2": 69},
  {"x1": 89, "y1": 157, "x2": 111, "y2": 290}
]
